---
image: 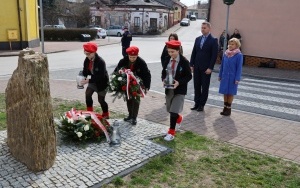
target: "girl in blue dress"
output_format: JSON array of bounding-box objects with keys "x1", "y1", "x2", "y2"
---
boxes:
[{"x1": 218, "y1": 38, "x2": 243, "y2": 116}]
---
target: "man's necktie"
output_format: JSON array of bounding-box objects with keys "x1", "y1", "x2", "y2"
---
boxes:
[
  {"x1": 171, "y1": 59, "x2": 176, "y2": 76},
  {"x1": 200, "y1": 36, "x2": 206, "y2": 48}
]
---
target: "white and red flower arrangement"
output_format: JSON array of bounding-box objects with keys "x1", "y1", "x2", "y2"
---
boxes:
[
  {"x1": 55, "y1": 108, "x2": 111, "y2": 142},
  {"x1": 109, "y1": 68, "x2": 145, "y2": 102}
]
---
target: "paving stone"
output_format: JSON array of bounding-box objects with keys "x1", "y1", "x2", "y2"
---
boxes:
[{"x1": 0, "y1": 118, "x2": 178, "y2": 186}]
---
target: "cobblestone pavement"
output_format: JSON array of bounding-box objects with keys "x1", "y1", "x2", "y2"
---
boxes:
[{"x1": 0, "y1": 119, "x2": 169, "y2": 188}]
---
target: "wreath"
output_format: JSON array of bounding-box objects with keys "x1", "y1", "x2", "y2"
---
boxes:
[
  {"x1": 55, "y1": 108, "x2": 111, "y2": 142},
  {"x1": 108, "y1": 68, "x2": 145, "y2": 102}
]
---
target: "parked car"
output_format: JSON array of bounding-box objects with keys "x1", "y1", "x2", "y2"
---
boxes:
[
  {"x1": 106, "y1": 25, "x2": 124, "y2": 37},
  {"x1": 90, "y1": 27, "x2": 107, "y2": 39},
  {"x1": 180, "y1": 18, "x2": 190, "y2": 26},
  {"x1": 44, "y1": 24, "x2": 66, "y2": 29},
  {"x1": 190, "y1": 15, "x2": 197, "y2": 21}
]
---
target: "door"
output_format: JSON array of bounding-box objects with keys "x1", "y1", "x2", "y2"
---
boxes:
[{"x1": 150, "y1": 18, "x2": 157, "y2": 31}]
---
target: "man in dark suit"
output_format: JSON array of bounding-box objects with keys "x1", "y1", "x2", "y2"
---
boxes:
[{"x1": 190, "y1": 21, "x2": 218, "y2": 111}]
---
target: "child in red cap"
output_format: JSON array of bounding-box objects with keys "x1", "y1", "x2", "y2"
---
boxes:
[
  {"x1": 81, "y1": 42, "x2": 110, "y2": 118},
  {"x1": 113, "y1": 46, "x2": 151, "y2": 125},
  {"x1": 162, "y1": 40, "x2": 192, "y2": 141}
]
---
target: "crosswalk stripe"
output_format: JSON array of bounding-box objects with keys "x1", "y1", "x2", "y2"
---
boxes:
[
  {"x1": 241, "y1": 82, "x2": 300, "y2": 92},
  {"x1": 206, "y1": 95, "x2": 300, "y2": 116},
  {"x1": 238, "y1": 85, "x2": 300, "y2": 97},
  {"x1": 210, "y1": 87, "x2": 300, "y2": 106},
  {"x1": 243, "y1": 78, "x2": 300, "y2": 88}
]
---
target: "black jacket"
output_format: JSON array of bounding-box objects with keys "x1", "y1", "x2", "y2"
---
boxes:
[
  {"x1": 114, "y1": 56, "x2": 151, "y2": 90},
  {"x1": 162, "y1": 54, "x2": 192, "y2": 95},
  {"x1": 121, "y1": 31, "x2": 132, "y2": 47},
  {"x1": 82, "y1": 54, "x2": 109, "y2": 91}
]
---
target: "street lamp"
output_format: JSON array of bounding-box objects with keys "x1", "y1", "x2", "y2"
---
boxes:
[{"x1": 222, "y1": 0, "x2": 235, "y2": 52}]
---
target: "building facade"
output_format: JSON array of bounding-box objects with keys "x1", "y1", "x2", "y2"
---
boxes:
[
  {"x1": 0, "y1": 0, "x2": 40, "y2": 50},
  {"x1": 209, "y1": 0, "x2": 300, "y2": 69},
  {"x1": 186, "y1": 1, "x2": 208, "y2": 19},
  {"x1": 90, "y1": 0, "x2": 187, "y2": 34}
]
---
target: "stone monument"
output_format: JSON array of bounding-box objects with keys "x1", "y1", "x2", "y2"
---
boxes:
[{"x1": 5, "y1": 49, "x2": 56, "y2": 172}]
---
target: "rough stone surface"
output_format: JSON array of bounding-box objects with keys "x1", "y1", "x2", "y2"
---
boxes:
[
  {"x1": 0, "y1": 119, "x2": 169, "y2": 187},
  {"x1": 5, "y1": 49, "x2": 56, "y2": 172}
]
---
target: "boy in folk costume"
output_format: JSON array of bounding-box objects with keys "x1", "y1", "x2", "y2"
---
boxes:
[
  {"x1": 113, "y1": 46, "x2": 151, "y2": 125},
  {"x1": 162, "y1": 40, "x2": 192, "y2": 141},
  {"x1": 80, "y1": 42, "x2": 110, "y2": 118}
]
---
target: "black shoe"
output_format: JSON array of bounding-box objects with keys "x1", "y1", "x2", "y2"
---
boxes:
[
  {"x1": 124, "y1": 116, "x2": 132, "y2": 122},
  {"x1": 197, "y1": 106, "x2": 204, "y2": 111},
  {"x1": 131, "y1": 118, "x2": 137, "y2": 125},
  {"x1": 190, "y1": 105, "x2": 199, "y2": 110}
]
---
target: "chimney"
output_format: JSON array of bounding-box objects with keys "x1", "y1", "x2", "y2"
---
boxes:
[{"x1": 197, "y1": 1, "x2": 201, "y2": 9}]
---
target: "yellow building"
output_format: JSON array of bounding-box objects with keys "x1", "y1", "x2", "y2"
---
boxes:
[{"x1": 0, "y1": 0, "x2": 40, "y2": 50}]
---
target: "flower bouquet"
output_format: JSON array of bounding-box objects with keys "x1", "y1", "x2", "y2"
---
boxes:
[
  {"x1": 55, "y1": 108, "x2": 111, "y2": 142},
  {"x1": 108, "y1": 68, "x2": 145, "y2": 102}
]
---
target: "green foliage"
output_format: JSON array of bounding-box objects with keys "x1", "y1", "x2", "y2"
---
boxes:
[
  {"x1": 109, "y1": 68, "x2": 145, "y2": 103},
  {"x1": 42, "y1": 28, "x2": 97, "y2": 41}
]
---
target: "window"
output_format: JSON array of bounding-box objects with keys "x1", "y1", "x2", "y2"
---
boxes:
[{"x1": 134, "y1": 17, "x2": 140, "y2": 27}]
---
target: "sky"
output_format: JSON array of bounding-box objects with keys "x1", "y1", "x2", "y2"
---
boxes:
[{"x1": 180, "y1": 0, "x2": 208, "y2": 7}]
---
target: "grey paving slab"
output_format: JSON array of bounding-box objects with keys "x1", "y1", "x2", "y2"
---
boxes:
[{"x1": 0, "y1": 119, "x2": 170, "y2": 188}]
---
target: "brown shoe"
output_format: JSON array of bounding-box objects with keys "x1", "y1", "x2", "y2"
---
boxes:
[
  {"x1": 220, "y1": 106, "x2": 227, "y2": 115},
  {"x1": 222, "y1": 107, "x2": 231, "y2": 116}
]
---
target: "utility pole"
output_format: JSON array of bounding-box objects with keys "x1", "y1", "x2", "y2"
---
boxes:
[
  {"x1": 222, "y1": 0, "x2": 235, "y2": 52},
  {"x1": 39, "y1": 0, "x2": 45, "y2": 53}
]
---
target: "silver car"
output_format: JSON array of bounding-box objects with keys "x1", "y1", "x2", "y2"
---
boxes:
[
  {"x1": 106, "y1": 25, "x2": 124, "y2": 37},
  {"x1": 90, "y1": 27, "x2": 107, "y2": 39}
]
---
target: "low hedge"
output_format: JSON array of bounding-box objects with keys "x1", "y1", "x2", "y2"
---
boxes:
[{"x1": 41, "y1": 28, "x2": 97, "y2": 41}]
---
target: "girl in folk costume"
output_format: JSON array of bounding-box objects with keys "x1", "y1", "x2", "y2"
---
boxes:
[
  {"x1": 162, "y1": 40, "x2": 192, "y2": 141},
  {"x1": 81, "y1": 42, "x2": 110, "y2": 118},
  {"x1": 218, "y1": 38, "x2": 243, "y2": 116},
  {"x1": 113, "y1": 46, "x2": 151, "y2": 125}
]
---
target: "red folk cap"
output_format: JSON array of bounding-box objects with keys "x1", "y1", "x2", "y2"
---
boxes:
[
  {"x1": 83, "y1": 42, "x2": 98, "y2": 53},
  {"x1": 166, "y1": 40, "x2": 181, "y2": 49},
  {"x1": 126, "y1": 46, "x2": 139, "y2": 56}
]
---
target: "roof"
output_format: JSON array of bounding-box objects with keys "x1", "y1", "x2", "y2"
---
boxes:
[
  {"x1": 124, "y1": 0, "x2": 166, "y2": 7},
  {"x1": 172, "y1": 0, "x2": 187, "y2": 7},
  {"x1": 188, "y1": 3, "x2": 209, "y2": 9}
]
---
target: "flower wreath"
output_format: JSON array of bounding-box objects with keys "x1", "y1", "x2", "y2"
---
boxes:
[
  {"x1": 56, "y1": 108, "x2": 111, "y2": 142},
  {"x1": 109, "y1": 68, "x2": 145, "y2": 102}
]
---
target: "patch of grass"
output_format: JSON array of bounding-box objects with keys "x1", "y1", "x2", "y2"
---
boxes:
[
  {"x1": 103, "y1": 131, "x2": 300, "y2": 188},
  {"x1": 0, "y1": 93, "x2": 6, "y2": 130}
]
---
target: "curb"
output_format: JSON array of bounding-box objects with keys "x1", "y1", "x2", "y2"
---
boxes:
[
  {"x1": 212, "y1": 69, "x2": 300, "y2": 83},
  {"x1": 0, "y1": 41, "x2": 120, "y2": 57}
]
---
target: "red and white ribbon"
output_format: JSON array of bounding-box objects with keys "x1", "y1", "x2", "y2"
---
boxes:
[
  {"x1": 123, "y1": 69, "x2": 145, "y2": 100},
  {"x1": 66, "y1": 108, "x2": 111, "y2": 143}
]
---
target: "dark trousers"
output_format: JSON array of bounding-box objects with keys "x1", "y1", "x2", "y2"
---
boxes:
[
  {"x1": 122, "y1": 46, "x2": 129, "y2": 57},
  {"x1": 86, "y1": 87, "x2": 108, "y2": 112},
  {"x1": 193, "y1": 69, "x2": 212, "y2": 107},
  {"x1": 126, "y1": 99, "x2": 139, "y2": 118}
]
